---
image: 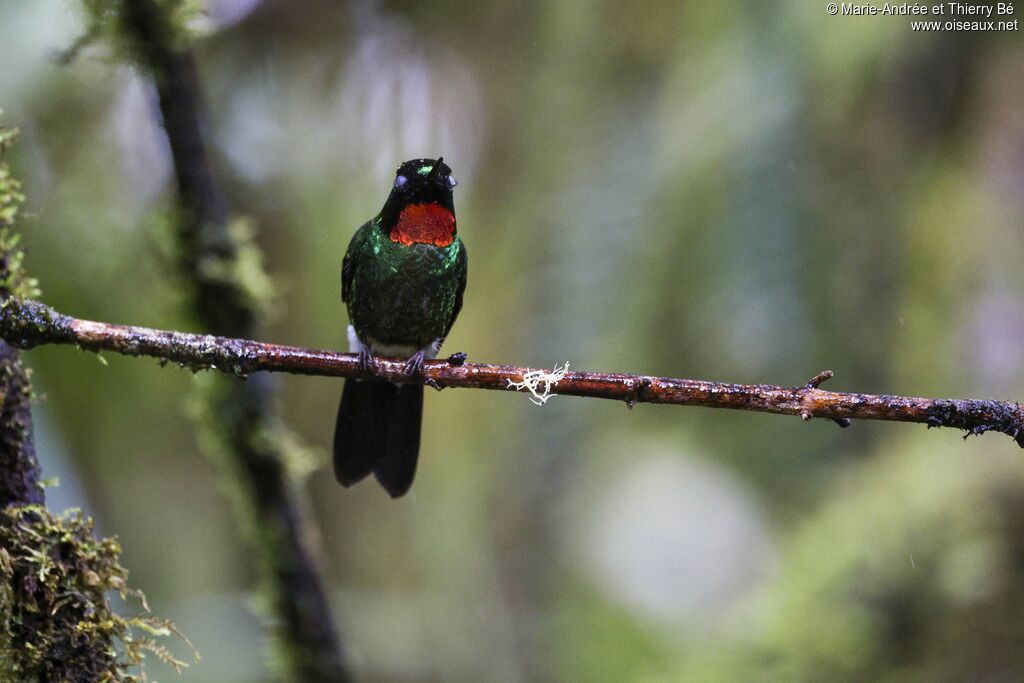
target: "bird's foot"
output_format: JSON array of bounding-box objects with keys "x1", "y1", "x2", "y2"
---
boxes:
[
  {"x1": 358, "y1": 346, "x2": 377, "y2": 374},
  {"x1": 404, "y1": 350, "x2": 443, "y2": 390},
  {"x1": 404, "y1": 350, "x2": 426, "y2": 376}
]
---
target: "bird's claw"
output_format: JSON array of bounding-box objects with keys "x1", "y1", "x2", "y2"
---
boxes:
[
  {"x1": 405, "y1": 351, "x2": 443, "y2": 389},
  {"x1": 358, "y1": 347, "x2": 377, "y2": 374},
  {"x1": 404, "y1": 350, "x2": 425, "y2": 376}
]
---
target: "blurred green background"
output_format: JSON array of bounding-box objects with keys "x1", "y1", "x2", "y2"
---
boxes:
[{"x1": 2, "y1": 1, "x2": 1024, "y2": 680}]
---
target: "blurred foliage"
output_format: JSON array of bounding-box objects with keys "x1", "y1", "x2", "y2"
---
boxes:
[
  {"x1": 200, "y1": 216, "x2": 278, "y2": 321},
  {"x1": 1, "y1": 0, "x2": 1022, "y2": 680},
  {"x1": 60, "y1": 0, "x2": 199, "y2": 66},
  {"x1": 683, "y1": 441, "x2": 1024, "y2": 682}
]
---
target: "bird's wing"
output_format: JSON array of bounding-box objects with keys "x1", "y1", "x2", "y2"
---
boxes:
[
  {"x1": 444, "y1": 240, "x2": 468, "y2": 337},
  {"x1": 342, "y1": 220, "x2": 373, "y2": 304}
]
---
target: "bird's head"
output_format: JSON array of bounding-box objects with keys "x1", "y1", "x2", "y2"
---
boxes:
[{"x1": 378, "y1": 157, "x2": 458, "y2": 247}]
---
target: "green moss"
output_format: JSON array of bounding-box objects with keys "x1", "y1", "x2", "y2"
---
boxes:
[
  {"x1": 0, "y1": 118, "x2": 39, "y2": 301},
  {"x1": 0, "y1": 109, "x2": 190, "y2": 681},
  {"x1": 60, "y1": 0, "x2": 200, "y2": 66},
  {"x1": 0, "y1": 506, "x2": 194, "y2": 681},
  {"x1": 196, "y1": 217, "x2": 278, "y2": 323}
]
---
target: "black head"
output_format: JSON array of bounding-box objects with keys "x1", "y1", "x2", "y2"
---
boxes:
[{"x1": 379, "y1": 157, "x2": 457, "y2": 231}]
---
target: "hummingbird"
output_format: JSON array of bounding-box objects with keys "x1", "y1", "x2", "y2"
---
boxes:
[{"x1": 333, "y1": 158, "x2": 468, "y2": 497}]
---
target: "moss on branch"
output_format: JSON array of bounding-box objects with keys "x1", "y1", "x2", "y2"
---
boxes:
[
  {"x1": 0, "y1": 506, "x2": 193, "y2": 681},
  {"x1": 0, "y1": 111, "x2": 188, "y2": 681}
]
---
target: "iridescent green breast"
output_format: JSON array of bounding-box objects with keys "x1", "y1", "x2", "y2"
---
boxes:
[{"x1": 343, "y1": 218, "x2": 466, "y2": 349}]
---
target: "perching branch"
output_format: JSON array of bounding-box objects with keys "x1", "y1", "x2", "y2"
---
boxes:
[{"x1": 4, "y1": 297, "x2": 1023, "y2": 448}]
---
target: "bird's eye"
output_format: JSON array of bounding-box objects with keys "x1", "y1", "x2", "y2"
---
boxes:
[
  {"x1": 447, "y1": 176, "x2": 458, "y2": 188},
  {"x1": 394, "y1": 175, "x2": 408, "y2": 188}
]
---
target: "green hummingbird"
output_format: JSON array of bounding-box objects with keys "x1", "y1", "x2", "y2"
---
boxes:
[{"x1": 333, "y1": 157, "x2": 468, "y2": 497}]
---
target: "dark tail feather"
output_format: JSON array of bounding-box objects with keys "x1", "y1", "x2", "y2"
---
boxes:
[
  {"x1": 333, "y1": 379, "x2": 396, "y2": 487},
  {"x1": 373, "y1": 384, "x2": 423, "y2": 498}
]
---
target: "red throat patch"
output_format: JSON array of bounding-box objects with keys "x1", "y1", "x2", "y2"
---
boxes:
[{"x1": 390, "y1": 203, "x2": 456, "y2": 247}]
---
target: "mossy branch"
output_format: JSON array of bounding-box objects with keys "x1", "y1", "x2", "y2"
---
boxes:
[
  {"x1": 70, "y1": 0, "x2": 349, "y2": 679},
  {"x1": 3, "y1": 297, "x2": 1024, "y2": 448},
  {"x1": 0, "y1": 506, "x2": 194, "y2": 681},
  {"x1": 0, "y1": 119, "x2": 43, "y2": 507},
  {"x1": 0, "y1": 115, "x2": 188, "y2": 681}
]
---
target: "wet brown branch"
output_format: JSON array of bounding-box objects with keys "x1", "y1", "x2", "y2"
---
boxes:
[{"x1": 4, "y1": 298, "x2": 1023, "y2": 448}]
